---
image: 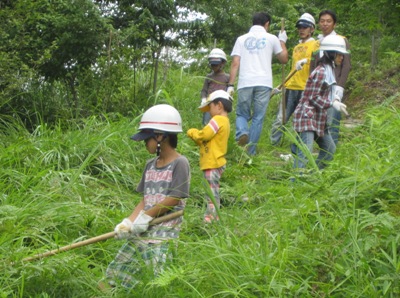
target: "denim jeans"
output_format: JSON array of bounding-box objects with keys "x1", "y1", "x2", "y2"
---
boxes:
[
  {"x1": 327, "y1": 107, "x2": 341, "y2": 145},
  {"x1": 292, "y1": 129, "x2": 336, "y2": 170},
  {"x1": 270, "y1": 89, "x2": 303, "y2": 145},
  {"x1": 236, "y1": 86, "x2": 271, "y2": 155}
]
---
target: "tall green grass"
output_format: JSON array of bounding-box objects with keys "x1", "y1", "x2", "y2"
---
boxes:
[{"x1": 1, "y1": 68, "x2": 400, "y2": 297}]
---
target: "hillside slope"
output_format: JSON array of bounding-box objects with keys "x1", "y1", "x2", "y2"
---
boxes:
[{"x1": 346, "y1": 64, "x2": 400, "y2": 117}]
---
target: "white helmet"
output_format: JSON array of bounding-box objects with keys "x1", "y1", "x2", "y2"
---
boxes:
[
  {"x1": 296, "y1": 13, "x2": 315, "y2": 28},
  {"x1": 320, "y1": 35, "x2": 349, "y2": 54},
  {"x1": 208, "y1": 48, "x2": 227, "y2": 65},
  {"x1": 198, "y1": 90, "x2": 233, "y2": 112},
  {"x1": 131, "y1": 104, "x2": 182, "y2": 141}
]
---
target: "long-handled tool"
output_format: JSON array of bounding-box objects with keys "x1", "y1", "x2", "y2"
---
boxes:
[
  {"x1": 20, "y1": 210, "x2": 184, "y2": 263},
  {"x1": 280, "y1": 18, "x2": 286, "y2": 125},
  {"x1": 273, "y1": 69, "x2": 298, "y2": 94}
]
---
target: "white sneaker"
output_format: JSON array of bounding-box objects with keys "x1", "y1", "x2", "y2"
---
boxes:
[{"x1": 279, "y1": 154, "x2": 293, "y2": 162}]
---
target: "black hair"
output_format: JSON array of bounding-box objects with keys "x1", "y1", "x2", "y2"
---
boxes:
[
  {"x1": 154, "y1": 133, "x2": 178, "y2": 148},
  {"x1": 214, "y1": 98, "x2": 233, "y2": 113},
  {"x1": 319, "y1": 51, "x2": 337, "y2": 66},
  {"x1": 252, "y1": 12, "x2": 271, "y2": 26},
  {"x1": 319, "y1": 10, "x2": 337, "y2": 24},
  {"x1": 167, "y1": 134, "x2": 178, "y2": 148}
]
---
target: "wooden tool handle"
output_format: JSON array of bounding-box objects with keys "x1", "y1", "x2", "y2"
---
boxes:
[{"x1": 21, "y1": 210, "x2": 184, "y2": 262}]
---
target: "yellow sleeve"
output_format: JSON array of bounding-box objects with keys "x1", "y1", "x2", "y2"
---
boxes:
[
  {"x1": 187, "y1": 120, "x2": 218, "y2": 142},
  {"x1": 187, "y1": 128, "x2": 201, "y2": 145}
]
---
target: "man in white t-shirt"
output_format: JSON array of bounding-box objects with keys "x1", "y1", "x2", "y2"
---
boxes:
[{"x1": 228, "y1": 12, "x2": 288, "y2": 155}]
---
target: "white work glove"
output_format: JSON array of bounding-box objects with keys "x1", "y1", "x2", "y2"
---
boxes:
[
  {"x1": 201, "y1": 97, "x2": 207, "y2": 105},
  {"x1": 278, "y1": 30, "x2": 288, "y2": 43},
  {"x1": 332, "y1": 100, "x2": 348, "y2": 116},
  {"x1": 114, "y1": 218, "x2": 133, "y2": 239},
  {"x1": 271, "y1": 88, "x2": 281, "y2": 96},
  {"x1": 335, "y1": 86, "x2": 344, "y2": 102},
  {"x1": 295, "y1": 58, "x2": 308, "y2": 71},
  {"x1": 130, "y1": 210, "x2": 153, "y2": 235},
  {"x1": 227, "y1": 86, "x2": 234, "y2": 96}
]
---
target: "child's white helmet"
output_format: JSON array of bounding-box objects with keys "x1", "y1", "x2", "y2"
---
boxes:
[
  {"x1": 208, "y1": 48, "x2": 227, "y2": 64},
  {"x1": 296, "y1": 13, "x2": 315, "y2": 28},
  {"x1": 320, "y1": 35, "x2": 349, "y2": 54},
  {"x1": 131, "y1": 104, "x2": 182, "y2": 141},
  {"x1": 198, "y1": 90, "x2": 233, "y2": 112}
]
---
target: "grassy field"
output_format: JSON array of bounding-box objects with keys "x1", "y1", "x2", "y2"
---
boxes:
[{"x1": 1, "y1": 66, "x2": 400, "y2": 297}]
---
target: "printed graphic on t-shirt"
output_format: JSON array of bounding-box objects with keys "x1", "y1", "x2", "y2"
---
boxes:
[
  {"x1": 244, "y1": 37, "x2": 267, "y2": 51},
  {"x1": 141, "y1": 161, "x2": 186, "y2": 242},
  {"x1": 144, "y1": 167, "x2": 173, "y2": 206}
]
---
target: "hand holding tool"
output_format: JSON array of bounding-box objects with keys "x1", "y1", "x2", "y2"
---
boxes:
[{"x1": 19, "y1": 210, "x2": 184, "y2": 263}]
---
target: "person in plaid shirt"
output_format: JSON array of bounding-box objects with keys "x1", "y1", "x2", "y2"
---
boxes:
[
  {"x1": 292, "y1": 35, "x2": 349, "y2": 171},
  {"x1": 270, "y1": 13, "x2": 319, "y2": 146}
]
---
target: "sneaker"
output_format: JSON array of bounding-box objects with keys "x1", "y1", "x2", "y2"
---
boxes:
[
  {"x1": 279, "y1": 154, "x2": 293, "y2": 162},
  {"x1": 237, "y1": 134, "x2": 249, "y2": 146}
]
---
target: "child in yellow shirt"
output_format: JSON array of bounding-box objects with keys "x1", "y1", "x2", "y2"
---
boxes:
[{"x1": 187, "y1": 90, "x2": 233, "y2": 222}]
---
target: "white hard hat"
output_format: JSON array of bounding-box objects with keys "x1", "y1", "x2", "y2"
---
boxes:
[
  {"x1": 198, "y1": 90, "x2": 233, "y2": 112},
  {"x1": 131, "y1": 104, "x2": 182, "y2": 141},
  {"x1": 296, "y1": 13, "x2": 315, "y2": 28},
  {"x1": 320, "y1": 35, "x2": 349, "y2": 54},
  {"x1": 208, "y1": 48, "x2": 227, "y2": 64}
]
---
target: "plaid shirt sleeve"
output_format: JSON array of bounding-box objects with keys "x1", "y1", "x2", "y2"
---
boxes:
[{"x1": 293, "y1": 66, "x2": 332, "y2": 136}]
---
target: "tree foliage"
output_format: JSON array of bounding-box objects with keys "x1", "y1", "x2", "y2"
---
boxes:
[
  {"x1": 1, "y1": 0, "x2": 109, "y2": 80},
  {"x1": 96, "y1": 0, "x2": 210, "y2": 93},
  {"x1": 0, "y1": 0, "x2": 109, "y2": 122},
  {"x1": 325, "y1": 0, "x2": 400, "y2": 67}
]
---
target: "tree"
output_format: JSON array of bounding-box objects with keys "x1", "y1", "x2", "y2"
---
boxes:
[
  {"x1": 0, "y1": 0, "x2": 109, "y2": 118},
  {"x1": 96, "y1": 0, "x2": 209, "y2": 94},
  {"x1": 309, "y1": 0, "x2": 400, "y2": 68},
  {"x1": 180, "y1": 0, "x2": 297, "y2": 52},
  {"x1": 343, "y1": 0, "x2": 400, "y2": 68}
]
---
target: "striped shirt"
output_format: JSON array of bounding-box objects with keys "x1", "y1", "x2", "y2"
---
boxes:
[{"x1": 293, "y1": 65, "x2": 332, "y2": 137}]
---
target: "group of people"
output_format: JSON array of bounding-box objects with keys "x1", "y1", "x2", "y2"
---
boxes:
[
  {"x1": 99, "y1": 9, "x2": 351, "y2": 292},
  {"x1": 201, "y1": 10, "x2": 350, "y2": 171}
]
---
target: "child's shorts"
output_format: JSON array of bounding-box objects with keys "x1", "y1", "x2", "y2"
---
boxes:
[{"x1": 106, "y1": 240, "x2": 170, "y2": 289}]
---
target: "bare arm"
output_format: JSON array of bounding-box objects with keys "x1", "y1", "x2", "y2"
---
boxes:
[
  {"x1": 276, "y1": 41, "x2": 289, "y2": 64},
  {"x1": 127, "y1": 197, "x2": 180, "y2": 221},
  {"x1": 228, "y1": 55, "x2": 240, "y2": 85},
  {"x1": 143, "y1": 197, "x2": 180, "y2": 218},
  {"x1": 127, "y1": 199, "x2": 145, "y2": 221}
]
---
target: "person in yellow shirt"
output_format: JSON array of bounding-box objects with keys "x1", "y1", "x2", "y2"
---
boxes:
[
  {"x1": 187, "y1": 90, "x2": 233, "y2": 222},
  {"x1": 270, "y1": 13, "x2": 319, "y2": 146}
]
